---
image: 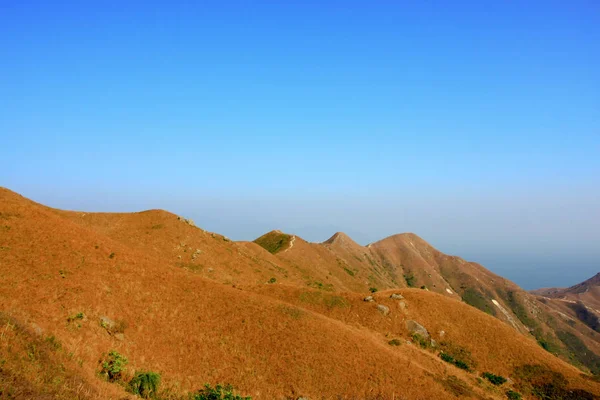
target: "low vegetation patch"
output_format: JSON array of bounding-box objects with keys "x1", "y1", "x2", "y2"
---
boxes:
[
  {"x1": 192, "y1": 383, "x2": 251, "y2": 400},
  {"x1": 388, "y1": 339, "x2": 402, "y2": 346},
  {"x1": 254, "y1": 232, "x2": 292, "y2": 254},
  {"x1": 462, "y1": 287, "x2": 496, "y2": 316},
  {"x1": 505, "y1": 390, "x2": 522, "y2": 400},
  {"x1": 100, "y1": 350, "x2": 128, "y2": 382},
  {"x1": 556, "y1": 330, "x2": 600, "y2": 375},
  {"x1": 482, "y1": 372, "x2": 507, "y2": 386},
  {"x1": 412, "y1": 333, "x2": 430, "y2": 349},
  {"x1": 535, "y1": 333, "x2": 561, "y2": 355},
  {"x1": 404, "y1": 272, "x2": 416, "y2": 287},
  {"x1": 440, "y1": 352, "x2": 470, "y2": 371},
  {"x1": 343, "y1": 267, "x2": 355, "y2": 276},
  {"x1": 44, "y1": 335, "x2": 61, "y2": 351},
  {"x1": 67, "y1": 312, "x2": 85, "y2": 322},
  {"x1": 128, "y1": 371, "x2": 161, "y2": 398},
  {"x1": 369, "y1": 287, "x2": 378, "y2": 293},
  {"x1": 439, "y1": 342, "x2": 476, "y2": 371}
]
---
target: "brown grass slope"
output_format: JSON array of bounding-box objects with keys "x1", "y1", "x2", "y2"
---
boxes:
[
  {"x1": 0, "y1": 188, "x2": 491, "y2": 399},
  {"x1": 0, "y1": 312, "x2": 131, "y2": 400},
  {"x1": 360, "y1": 232, "x2": 600, "y2": 375},
  {"x1": 248, "y1": 284, "x2": 598, "y2": 385},
  {"x1": 251, "y1": 225, "x2": 600, "y2": 378},
  {"x1": 2, "y1": 187, "x2": 600, "y2": 399}
]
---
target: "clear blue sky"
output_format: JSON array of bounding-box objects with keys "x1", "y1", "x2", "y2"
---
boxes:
[{"x1": 1, "y1": 1, "x2": 599, "y2": 289}]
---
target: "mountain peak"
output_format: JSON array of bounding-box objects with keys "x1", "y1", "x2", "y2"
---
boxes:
[
  {"x1": 322, "y1": 232, "x2": 361, "y2": 248},
  {"x1": 253, "y1": 230, "x2": 296, "y2": 254}
]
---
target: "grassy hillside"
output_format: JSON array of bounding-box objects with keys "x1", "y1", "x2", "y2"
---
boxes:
[{"x1": 1, "y1": 187, "x2": 600, "y2": 399}]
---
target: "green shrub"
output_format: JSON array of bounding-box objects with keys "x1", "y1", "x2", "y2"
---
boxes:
[
  {"x1": 343, "y1": 267, "x2": 355, "y2": 276},
  {"x1": 482, "y1": 372, "x2": 507, "y2": 386},
  {"x1": 453, "y1": 359, "x2": 470, "y2": 371},
  {"x1": 369, "y1": 287, "x2": 378, "y2": 293},
  {"x1": 45, "y1": 335, "x2": 61, "y2": 351},
  {"x1": 268, "y1": 277, "x2": 276, "y2": 284},
  {"x1": 388, "y1": 339, "x2": 402, "y2": 346},
  {"x1": 439, "y1": 352, "x2": 470, "y2": 371},
  {"x1": 100, "y1": 350, "x2": 128, "y2": 382},
  {"x1": 67, "y1": 312, "x2": 85, "y2": 322},
  {"x1": 439, "y1": 341, "x2": 476, "y2": 369},
  {"x1": 192, "y1": 383, "x2": 251, "y2": 400},
  {"x1": 128, "y1": 371, "x2": 161, "y2": 398},
  {"x1": 506, "y1": 390, "x2": 522, "y2": 400},
  {"x1": 412, "y1": 333, "x2": 430, "y2": 349},
  {"x1": 404, "y1": 272, "x2": 416, "y2": 287},
  {"x1": 109, "y1": 252, "x2": 116, "y2": 259}
]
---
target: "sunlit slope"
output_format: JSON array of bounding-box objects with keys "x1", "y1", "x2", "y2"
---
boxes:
[
  {"x1": 2, "y1": 187, "x2": 600, "y2": 399},
  {"x1": 0, "y1": 188, "x2": 473, "y2": 399}
]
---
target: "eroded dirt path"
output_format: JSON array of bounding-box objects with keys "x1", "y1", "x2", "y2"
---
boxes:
[{"x1": 284, "y1": 235, "x2": 296, "y2": 252}]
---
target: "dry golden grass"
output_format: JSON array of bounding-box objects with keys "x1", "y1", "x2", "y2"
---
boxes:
[{"x1": 1, "y1": 187, "x2": 599, "y2": 399}]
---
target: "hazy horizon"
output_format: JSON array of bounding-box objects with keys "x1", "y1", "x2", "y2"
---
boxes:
[{"x1": 2, "y1": 2, "x2": 599, "y2": 290}]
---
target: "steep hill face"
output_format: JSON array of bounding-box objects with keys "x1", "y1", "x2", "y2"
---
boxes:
[
  {"x1": 530, "y1": 273, "x2": 600, "y2": 374},
  {"x1": 2, "y1": 187, "x2": 600, "y2": 399},
  {"x1": 361, "y1": 234, "x2": 600, "y2": 377}
]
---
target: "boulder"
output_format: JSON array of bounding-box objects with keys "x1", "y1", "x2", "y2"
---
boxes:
[
  {"x1": 390, "y1": 293, "x2": 404, "y2": 300},
  {"x1": 377, "y1": 304, "x2": 390, "y2": 316},
  {"x1": 405, "y1": 320, "x2": 429, "y2": 338},
  {"x1": 363, "y1": 296, "x2": 374, "y2": 302}
]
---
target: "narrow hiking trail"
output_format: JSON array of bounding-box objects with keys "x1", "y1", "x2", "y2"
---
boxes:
[{"x1": 284, "y1": 235, "x2": 296, "y2": 252}]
